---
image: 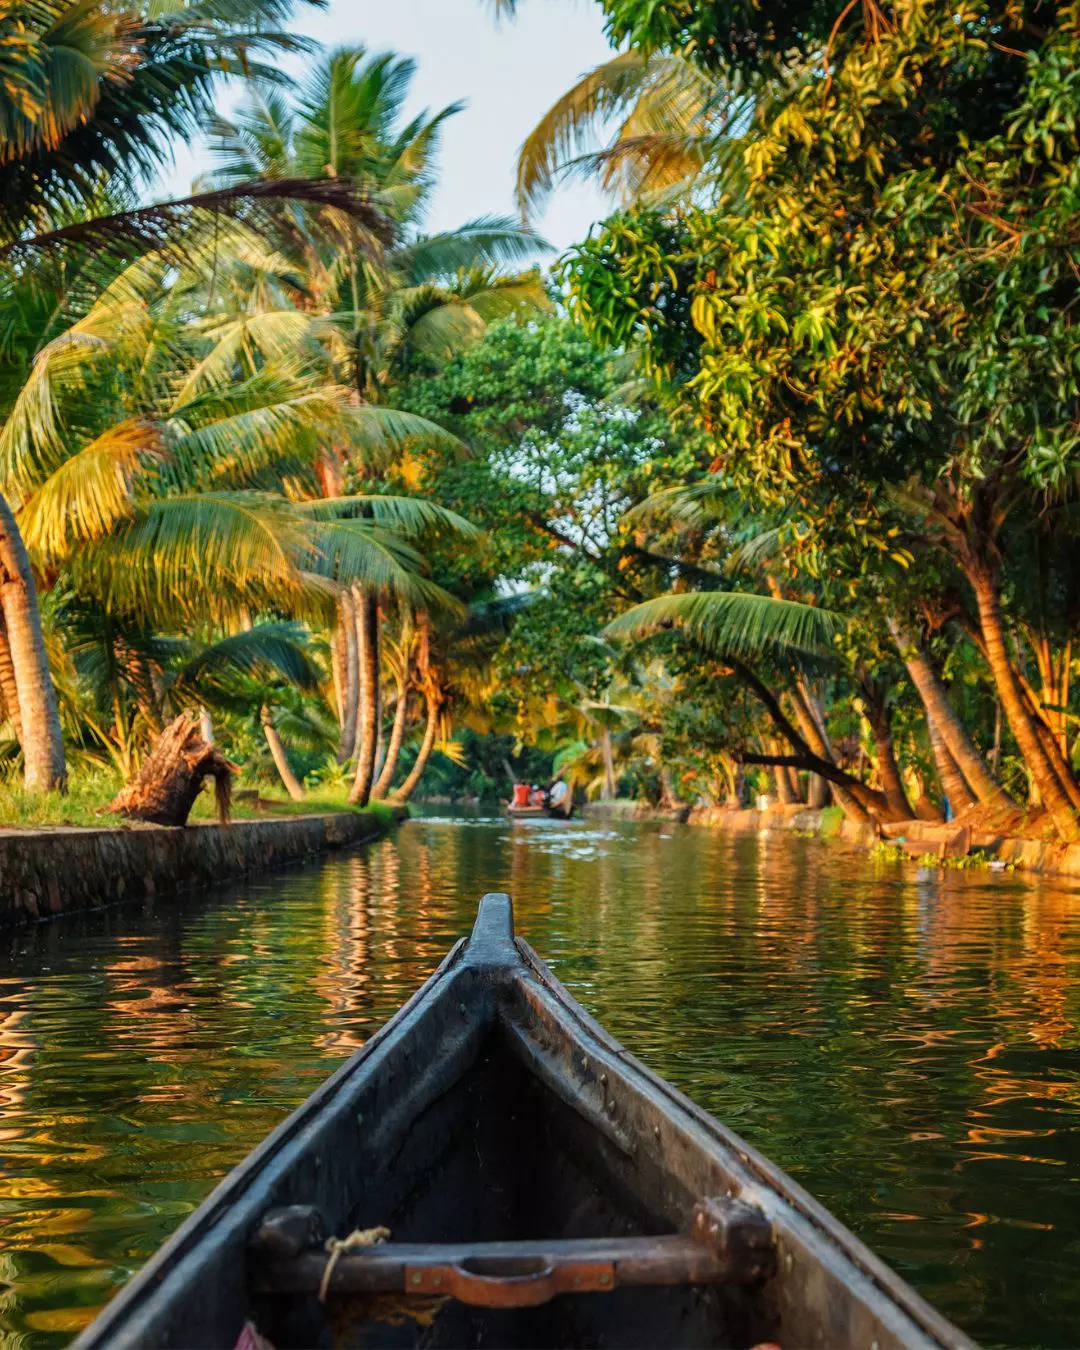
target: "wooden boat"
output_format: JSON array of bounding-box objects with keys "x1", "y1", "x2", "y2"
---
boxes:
[
  {"x1": 76, "y1": 895, "x2": 974, "y2": 1350},
  {"x1": 505, "y1": 801, "x2": 574, "y2": 819}
]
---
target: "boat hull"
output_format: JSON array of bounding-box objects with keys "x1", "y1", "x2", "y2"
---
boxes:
[{"x1": 76, "y1": 895, "x2": 974, "y2": 1350}]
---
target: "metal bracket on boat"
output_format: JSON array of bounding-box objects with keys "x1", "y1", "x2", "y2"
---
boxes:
[{"x1": 250, "y1": 1198, "x2": 775, "y2": 1308}]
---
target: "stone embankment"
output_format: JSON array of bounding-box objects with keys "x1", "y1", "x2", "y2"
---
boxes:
[
  {"x1": 583, "y1": 799, "x2": 1080, "y2": 878},
  {"x1": 0, "y1": 808, "x2": 404, "y2": 928}
]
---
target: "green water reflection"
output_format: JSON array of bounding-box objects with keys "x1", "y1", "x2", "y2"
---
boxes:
[{"x1": 0, "y1": 814, "x2": 1079, "y2": 1347}]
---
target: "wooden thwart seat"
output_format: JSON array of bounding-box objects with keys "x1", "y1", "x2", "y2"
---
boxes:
[{"x1": 250, "y1": 1198, "x2": 776, "y2": 1308}]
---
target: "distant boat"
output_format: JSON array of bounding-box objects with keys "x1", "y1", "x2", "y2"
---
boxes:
[
  {"x1": 506, "y1": 782, "x2": 573, "y2": 819},
  {"x1": 76, "y1": 895, "x2": 973, "y2": 1350}
]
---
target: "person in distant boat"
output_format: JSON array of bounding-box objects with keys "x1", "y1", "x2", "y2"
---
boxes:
[
  {"x1": 548, "y1": 778, "x2": 569, "y2": 812},
  {"x1": 529, "y1": 784, "x2": 545, "y2": 808}
]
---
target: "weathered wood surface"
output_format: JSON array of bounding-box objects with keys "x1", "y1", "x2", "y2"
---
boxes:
[
  {"x1": 250, "y1": 1198, "x2": 775, "y2": 1303},
  {"x1": 75, "y1": 894, "x2": 976, "y2": 1350},
  {"x1": 109, "y1": 711, "x2": 234, "y2": 826}
]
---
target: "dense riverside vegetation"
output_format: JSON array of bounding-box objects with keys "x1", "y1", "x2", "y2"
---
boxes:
[
  {"x1": 0, "y1": 0, "x2": 1078, "y2": 839},
  {"x1": 0, "y1": 1, "x2": 545, "y2": 814},
  {"x1": 482, "y1": 0, "x2": 1080, "y2": 838}
]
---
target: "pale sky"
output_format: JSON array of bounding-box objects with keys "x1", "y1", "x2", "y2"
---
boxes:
[{"x1": 153, "y1": 0, "x2": 617, "y2": 252}]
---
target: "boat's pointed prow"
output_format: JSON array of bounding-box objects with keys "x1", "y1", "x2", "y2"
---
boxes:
[{"x1": 464, "y1": 892, "x2": 519, "y2": 969}]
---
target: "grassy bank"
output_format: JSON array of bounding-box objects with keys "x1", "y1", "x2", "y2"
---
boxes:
[{"x1": 0, "y1": 775, "x2": 401, "y2": 830}]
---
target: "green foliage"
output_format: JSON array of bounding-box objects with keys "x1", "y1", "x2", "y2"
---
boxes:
[{"x1": 0, "y1": 0, "x2": 315, "y2": 236}]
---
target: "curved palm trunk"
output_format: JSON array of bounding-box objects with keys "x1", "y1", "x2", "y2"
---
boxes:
[
  {"x1": 0, "y1": 493, "x2": 65, "y2": 791},
  {"x1": 336, "y1": 591, "x2": 359, "y2": 764},
  {"x1": 391, "y1": 684, "x2": 440, "y2": 804},
  {"x1": 806, "y1": 772, "x2": 829, "y2": 808},
  {"x1": 926, "y1": 711, "x2": 977, "y2": 817},
  {"x1": 967, "y1": 567, "x2": 1078, "y2": 840},
  {"x1": 787, "y1": 684, "x2": 873, "y2": 824},
  {"x1": 0, "y1": 616, "x2": 23, "y2": 745},
  {"x1": 769, "y1": 738, "x2": 797, "y2": 804},
  {"x1": 1015, "y1": 673, "x2": 1080, "y2": 813},
  {"x1": 372, "y1": 686, "x2": 409, "y2": 799},
  {"x1": 261, "y1": 706, "x2": 304, "y2": 802},
  {"x1": 600, "y1": 729, "x2": 617, "y2": 800},
  {"x1": 349, "y1": 589, "x2": 380, "y2": 806},
  {"x1": 862, "y1": 687, "x2": 914, "y2": 820},
  {"x1": 888, "y1": 618, "x2": 1011, "y2": 812}
]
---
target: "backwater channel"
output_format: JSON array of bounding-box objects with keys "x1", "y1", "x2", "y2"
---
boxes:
[{"x1": 0, "y1": 811, "x2": 1078, "y2": 1348}]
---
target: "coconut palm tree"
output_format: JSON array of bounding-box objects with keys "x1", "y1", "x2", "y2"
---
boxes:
[
  {"x1": 0, "y1": 229, "x2": 477, "y2": 789},
  {"x1": 206, "y1": 48, "x2": 549, "y2": 805},
  {"x1": 0, "y1": 0, "x2": 317, "y2": 237}
]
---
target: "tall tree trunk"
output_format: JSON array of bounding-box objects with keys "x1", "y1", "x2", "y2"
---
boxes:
[
  {"x1": 769, "y1": 738, "x2": 797, "y2": 803},
  {"x1": 787, "y1": 684, "x2": 872, "y2": 823},
  {"x1": 336, "y1": 590, "x2": 358, "y2": 764},
  {"x1": 261, "y1": 706, "x2": 304, "y2": 802},
  {"x1": 392, "y1": 684, "x2": 440, "y2": 804},
  {"x1": 372, "y1": 713, "x2": 387, "y2": 786},
  {"x1": 862, "y1": 685, "x2": 914, "y2": 820},
  {"x1": 0, "y1": 616, "x2": 23, "y2": 745},
  {"x1": 372, "y1": 686, "x2": 409, "y2": 799},
  {"x1": 1014, "y1": 671, "x2": 1080, "y2": 813},
  {"x1": 600, "y1": 728, "x2": 617, "y2": 800},
  {"x1": 0, "y1": 494, "x2": 65, "y2": 791},
  {"x1": 926, "y1": 711, "x2": 977, "y2": 817},
  {"x1": 805, "y1": 769, "x2": 828, "y2": 807},
  {"x1": 349, "y1": 589, "x2": 380, "y2": 807},
  {"x1": 888, "y1": 618, "x2": 1011, "y2": 811},
  {"x1": 659, "y1": 766, "x2": 684, "y2": 810},
  {"x1": 967, "y1": 566, "x2": 1079, "y2": 840},
  {"x1": 330, "y1": 625, "x2": 345, "y2": 728}
]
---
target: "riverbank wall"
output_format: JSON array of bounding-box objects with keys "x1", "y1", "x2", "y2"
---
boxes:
[
  {"x1": 0, "y1": 807, "x2": 404, "y2": 929},
  {"x1": 583, "y1": 799, "x2": 1080, "y2": 879}
]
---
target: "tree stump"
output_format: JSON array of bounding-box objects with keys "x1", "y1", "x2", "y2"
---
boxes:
[{"x1": 109, "y1": 711, "x2": 235, "y2": 826}]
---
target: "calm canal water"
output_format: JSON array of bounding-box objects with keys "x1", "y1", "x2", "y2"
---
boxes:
[{"x1": 0, "y1": 813, "x2": 1078, "y2": 1347}]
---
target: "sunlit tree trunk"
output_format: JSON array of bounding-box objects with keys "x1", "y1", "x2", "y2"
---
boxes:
[
  {"x1": 888, "y1": 618, "x2": 1011, "y2": 812},
  {"x1": 862, "y1": 684, "x2": 914, "y2": 820},
  {"x1": 600, "y1": 728, "x2": 617, "y2": 800},
  {"x1": 110, "y1": 711, "x2": 231, "y2": 825},
  {"x1": 372, "y1": 687, "x2": 409, "y2": 799},
  {"x1": 0, "y1": 616, "x2": 23, "y2": 745},
  {"x1": 261, "y1": 706, "x2": 304, "y2": 801},
  {"x1": 349, "y1": 589, "x2": 380, "y2": 806},
  {"x1": 1014, "y1": 667, "x2": 1080, "y2": 813},
  {"x1": 787, "y1": 684, "x2": 871, "y2": 824},
  {"x1": 926, "y1": 711, "x2": 977, "y2": 816},
  {"x1": 0, "y1": 493, "x2": 65, "y2": 791},
  {"x1": 392, "y1": 682, "x2": 440, "y2": 804},
  {"x1": 659, "y1": 766, "x2": 684, "y2": 810},
  {"x1": 769, "y1": 738, "x2": 797, "y2": 803},
  {"x1": 967, "y1": 566, "x2": 1078, "y2": 840},
  {"x1": 336, "y1": 590, "x2": 358, "y2": 764},
  {"x1": 806, "y1": 772, "x2": 829, "y2": 808}
]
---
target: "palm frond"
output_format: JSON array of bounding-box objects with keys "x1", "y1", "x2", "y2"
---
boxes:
[
  {"x1": 0, "y1": 178, "x2": 390, "y2": 261},
  {"x1": 297, "y1": 494, "x2": 479, "y2": 539},
  {"x1": 604, "y1": 590, "x2": 844, "y2": 659},
  {"x1": 394, "y1": 217, "x2": 550, "y2": 283},
  {"x1": 18, "y1": 417, "x2": 164, "y2": 559},
  {"x1": 175, "y1": 622, "x2": 321, "y2": 693},
  {"x1": 516, "y1": 52, "x2": 668, "y2": 218},
  {"x1": 69, "y1": 490, "x2": 307, "y2": 617}
]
